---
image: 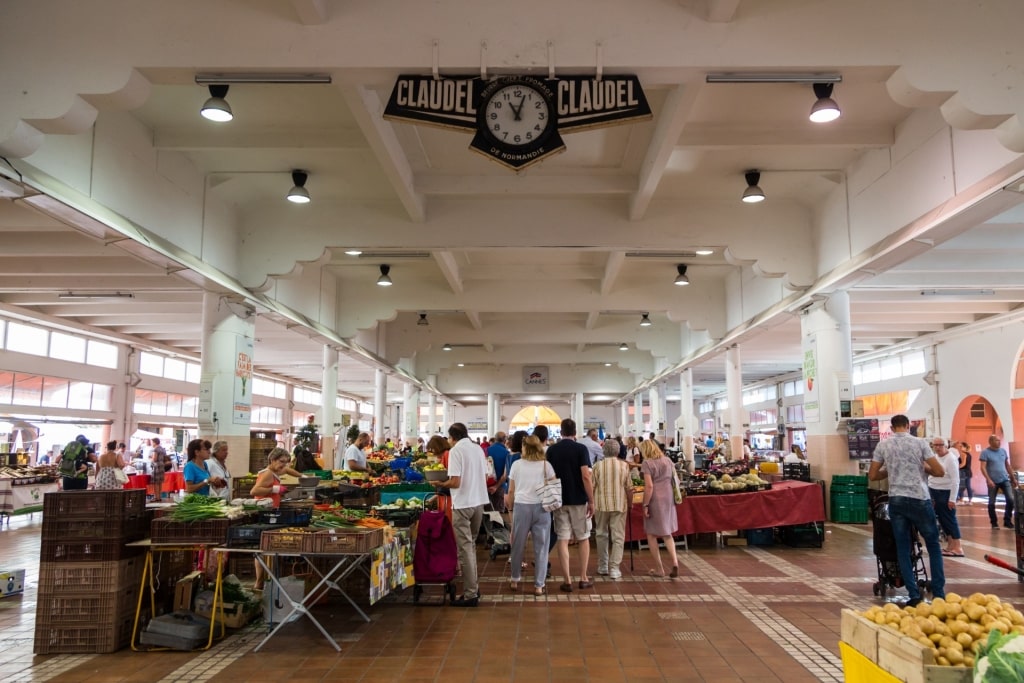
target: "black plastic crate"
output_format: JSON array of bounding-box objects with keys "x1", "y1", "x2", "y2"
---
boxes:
[
  {"x1": 43, "y1": 489, "x2": 147, "y2": 520},
  {"x1": 779, "y1": 522, "x2": 824, "y2": 548},
  {"x1": 782, "y1": 463, "x2": 811, "y2": 482},
  {"x1": 227, "y1": 523, "x2": 278, "y2": 547},
  {"x1": 744, "y1": 527, "x2": 775, "y2": 546},
  {"x1": 258, "y1": 507, "x2": 313, "y2": 526}
]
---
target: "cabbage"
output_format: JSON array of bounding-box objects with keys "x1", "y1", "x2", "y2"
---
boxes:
[{"x1": 974, "y1": 630, "x2": 1024, "y2": 683}]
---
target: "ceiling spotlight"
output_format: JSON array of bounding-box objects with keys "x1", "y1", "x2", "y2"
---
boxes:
[
  {"x1": 694, "y1": 248, "x2": 714, "y2": 256},
  {"x1": 344, "y1": 250, "x2": 362, "y2": 256},
  {"x1": 376, "y1": 264, "x2": 393, "y2": 287},
  {"x1": 200, "y1": 85, "x2": 233, "y2": 122},
  {"x1": 674, "y1": 264, "x2": 690, "y2": 286},
  {"x1": 417, "y1": 313, "x2": 429, "y2": 326},
  {"x1": 619, "y1": 342, "x2": 629, "y2": 351},
  {"x1": 640, "y1": 313, "x2": 652, "y2": 327},
  {"x1": 457, "y1": 362, "x2": 465, "y2": 367},
  {"x1": 443, "y1": 343, "x2": 453, "y2": 351},
  {"x1": 604, "y1": 362, "x2": 613, "y2": 367},
  {"x1": 809, "y1": 83, "x2": 841, "y2": 123},
  {"x1": 741, "y1": 170, "x2": 765, "y2": 203},
  {"x1": 286, "y1": 170, "x2": 311, "y2": 204}
]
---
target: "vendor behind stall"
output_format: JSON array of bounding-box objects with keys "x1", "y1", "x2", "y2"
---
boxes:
[
  {"x1": 251, "y1": 447, "x2": 304, "y2": 591},
  {"x1": 183, "y1": 439, "x2": 225, "y2": 496}
]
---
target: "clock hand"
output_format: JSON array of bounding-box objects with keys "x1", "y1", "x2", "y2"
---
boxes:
[{"x1": 513, "y1": 95, "x2": 526, "y2": 121}]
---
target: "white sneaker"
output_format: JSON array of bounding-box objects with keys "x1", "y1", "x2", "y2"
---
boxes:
[
  {"x1": 609, "y1": 568, "x2": 622, "y2": 580},
  {"x1": 597, "y1": 566, "x2": 609, "y2": 575}
]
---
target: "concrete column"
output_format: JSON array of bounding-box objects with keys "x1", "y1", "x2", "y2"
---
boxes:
[
  {"x1": 620, "y1": 402, "x2": 629, "y2": 437},
  {"x1": 486, "y1": 393, "x2": 496, "y2": 436},
  {"x1": 634, "y1": 394, "x2": 644, "y2": 436},
  {"x1": 677, "y1": 368, "x2": 695, "y2": 458},
  {"x1": 373, "y1": 369, "x2": 386, "y2": 446},
  {"x1": 427, "y1": 374, "x2": 437, "y2": 437},
  {"x1": 801, "y1": 290, "x2": 856, "y2": 515},
  {"x1": 402, "y1": 381, "x2": 415, "y2": 445},
  {"x1": 574, "y1": 392, "x2": 585, "y2": 431},
  {"x1": 725, "y1": 345, "x2": 744, "y2": 461},
  {"x1": 198, "y1": 293, "x2": 255, "y2": 477},
  {"x1": 442, "y1": 400, "x2": 451, "y2": 432},
  {"x1": 320, "y1": 346, "x2": 338, "y2": 462},
  {"x1": 649, "y1": 384, "x2": 661, "y2": 441}
]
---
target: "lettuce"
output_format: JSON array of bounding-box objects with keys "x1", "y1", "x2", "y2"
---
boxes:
[{"x1": 974, "y1": 630, "x2": 1024, "y2": 683}]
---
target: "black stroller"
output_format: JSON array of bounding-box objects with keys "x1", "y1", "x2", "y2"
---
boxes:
[{"x1": 869, "y1": 491, "x2": 931, "y2": 597}]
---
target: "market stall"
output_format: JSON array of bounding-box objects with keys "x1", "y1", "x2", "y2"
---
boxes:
[
  {"x1": 627, "y1": 479, "x2": 825, "y2": 538},
  {"x1": 1, "y1": 465, "x2": 59, "y2": 518}
]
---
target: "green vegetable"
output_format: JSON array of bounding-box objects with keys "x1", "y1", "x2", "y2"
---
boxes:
[
  {"x1": 170, "y1": 494, "x2": 227, "y2": 521},
  {"x1": 975, "y1": 630, "x2": 1024, "y2": 683}
]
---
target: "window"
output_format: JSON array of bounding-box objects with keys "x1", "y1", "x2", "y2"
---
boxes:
[
  {"x1": 970, "y1": 402, "x2": 986, "y2": 418},
  {"x1": 86, "y1": 340, "x2": 118, "y2": 368},
  {"x1": 164, "y1": 393, "x2": 182, "y2": 417},
  {"x1": 50, "y1": 332, "x2": 87, "y2": 363},
  {"x1": 698, "y1": 401, "x2": 714, "y2": 414},
  {"x1": 787, "y1": 404, "x2": 804, "y2": 423},
  {"x1": 67, "y1": 381, "x2": 94, "y2": 409},
  {"x1": 12, "y1": 374, "x2": 42, "y2": 405},
  {"x1": 337, "y1": 397, "x2": 356, "y2": 411},
  {"x1": 700, "y1": 418, "x2": 715, "y2": 432},
  {"x1": 139, "y1": 351, "x2": 164, "y2": 377},
  {"x1": 880, "y1": 357, "x2": 901, "y2": 381},
  {"x1": 294, "y1": 387, "x2": 321, "y2": 405},
  {"x1": 860, "y1": 361, "x2": 881, "y2": 384},
  {"x1": 164, "y1": 358, "x2": 187, "y2": 381},
  {"x1": 0, "y1": 371, "x2": 12, "y2": 403},
  {"x1": 252, "y1": 405, "x2": 283, "y2": 424},
  {"x1": 134, "y1": 389, "x2": 198, "y2": 418},
  {"x1": 901, "y1": 351, "x2": 926, "y2": 375},
  {"x1": 185, "y1": 362, "x2": 201, "y2": 384},
  {"x1": 361, "y1": 402, "x2": 373, "y2": 414},
  {"x1": 42, "y1": 377, "x2": 69, "y2": 408},
  {"x1": 91, "y1": 384, "x2": 112, "y2": 411},
  {"x1": 181, "y1": 395, "x2": 198, "y2": 418},
  {"x1": 715, "y1": 398, "x2": 729, "y2": 410},
  {"x1": 6, "y1": 322, "x2": 48, "y2": 357}
]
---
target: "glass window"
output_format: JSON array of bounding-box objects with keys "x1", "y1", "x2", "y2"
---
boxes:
[
  {"x1": 880, "y1": 357, "x2": 901, "y2": 380},
  {"x1": 149, "y1": 392, "x2": 168, "y2": 416},
  {"x1": 860, "y1": 361, "x2": 881, "y2": 384},
  {"x1": 7, "y1": 322, "x2": 48, "y2": 357},
  {"x1": 164, "y1": 358, "x2": 186, "y2": 381},
  {"x1": 67, "y1": 381, "x2": 94, "y2": 409},
  {"x1": 764, "y1": 385, "x2": 777, "y2": 401},
  {"x1": 852, "y1": 366, "x2": 863, "y2": 385},
  {"x1": 0, "y1": 370, "x2": 13, "y2": 403},
  {"x1": 274, "y1": 382, "x2": 286, "y2": 399},
  {"x1": 86, "y1": 340, "x2": 118, "y2": 369},
  {"x1": 181, "y1": 395, "x2": 198, "y2": 418},
  {"x1": 165, "y1": 393, "x2": 182, "y2": 417},
  {"x1": 361, "y1": 402, "x2": 373, "y2": 414},
  {"x1": 41, "y1": 377, "x2": 69, "y2": 408},
  {"x1": 0, "y1": 319, "x2": 5, "y2": 346},
  {"x1": 50, "y1": 332, "x2": 87, "y2": 363},
  {"x1": 133, "y1": 389, "x2": 152, "y2": 414},
  {"x1": 186, "y1": 362, "x2": 201, "y2": 384},
  {"x1": 902, "y1": 351, "x2": 926, "y2": 375},
  {"x1": 12, "y1": 374, "x2": 42, "y2": 405},
  {"x1": 139, "y1": 351, "x2": 164, "y2": 377},
  {"x1": 91, "y1": 384, "x2": 112, "y2": 411}
]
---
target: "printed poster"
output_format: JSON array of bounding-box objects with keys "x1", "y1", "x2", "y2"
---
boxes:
[
  {"x1": 802, "y1": 333, "x2": 819, "y2": 423},
  {"x1": 233, "y1": 336, "x2": 254, "y2": 425}
]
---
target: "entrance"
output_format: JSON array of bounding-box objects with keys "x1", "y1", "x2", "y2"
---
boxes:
[
  {"x1": 509, "y1": 405, "x2": 562, "y2": 434},
  {"x1": 950, "y1": 395, "x2": 1002, "y2": 497}
]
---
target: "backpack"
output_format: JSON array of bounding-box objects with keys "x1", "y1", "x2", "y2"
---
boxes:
[{"x1": 59, "y1": 441, "x2": 84, "y2": 477}]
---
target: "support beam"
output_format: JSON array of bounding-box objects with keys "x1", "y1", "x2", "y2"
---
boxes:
[
  {"x1": 154, "y1": 127, "x2": 365, "y2": 151},
  {"x1": 600, "y1": 252, "x2": 626, "y2": 296},
  {"x1": 416, "y1": 174, "x2": 634, "y2": 196},
  {"x1": 433, "y1": 250, "x2": 463, "y2": 295},
  {"x1": 466, "y1": 311, "x2": 483, "y2": 330},
  {"x1": 680, "y1": 124, "x2": 894, "y2": 148},
  {"x1": 585, "y1": 311, "x2": 600, "y2": 330},
  {"x1": 291, "y1": 0, "x2": 329, "y2": 24},
  {"x1": 630, "y1": 84, "x2": 700, "y2": 220},
  {"x1": 339, "y1": 85, "x2": 426, "y2": 222}
]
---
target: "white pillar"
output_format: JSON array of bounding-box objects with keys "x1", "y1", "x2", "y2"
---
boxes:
[
  {"x1": 320, "y1": 346, "x2": 338, "y2": 461},
  {"x1": 649, "y1": 384, "x2": 661, "y2": 440},
  {"x1": 486, "y1": 393, "x2": 496, "y2": 436},
  {"x1": 427, "y1": 374, "x2": 437, "y2": 437},
  {"x1": 198, "y1": 293, "x2": 255, "y2": 477},
  {"x1": 574, "y1": 392, "x2": 585, "y2": 431},
  {"x1": 725, "y1": 345, "x2": 744, "y2": 459},
  {"x1": 442, "y1": 400, "x2": 451, "y2": 432},
  {"x1": 620, "y1": 402, "x2": 629, "y2": 437},
  {"x1": 373, "y1": 369, "x2": 386, "y2": 446},
  {"x1": 678, "y1": 368, "x2": 694, "y2": 457},
  {"x1": 634, "y1": 394, "x2": 644, "y2": 436}
]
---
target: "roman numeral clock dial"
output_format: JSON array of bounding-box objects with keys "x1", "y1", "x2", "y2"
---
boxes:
[{"x1": 472, "y1": 76, "x2": 564, "y2": 171}]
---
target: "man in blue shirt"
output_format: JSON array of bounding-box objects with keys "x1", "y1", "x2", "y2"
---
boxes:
[
  {"x1": 487, "y1": 432, "x2": 510, "y2": 512},
  {"x1": 979, "y1": 434, "x2": 1018, "y2": 529}
]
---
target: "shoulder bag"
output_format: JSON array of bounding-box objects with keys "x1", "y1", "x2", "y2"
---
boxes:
[{"x1": 537, "y1": 463, "x2": 562, "y2": 512}]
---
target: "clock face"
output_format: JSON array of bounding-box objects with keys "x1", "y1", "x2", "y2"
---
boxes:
[{"x1": 483, "y1": 83, "x2": 551, "y2": 147}]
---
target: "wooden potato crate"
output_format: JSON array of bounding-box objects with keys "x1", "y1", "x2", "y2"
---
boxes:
[{"x1": 839, "y1": 609, "x2": 971, "y2": 683}]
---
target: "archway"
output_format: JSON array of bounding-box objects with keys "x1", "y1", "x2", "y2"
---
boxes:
[
  {"x1": 509, "y1": 405, "x2": 562, "y2": 432},
  {"x1": 950, "y1": 395, "x2": 1003, "y2": 497}
]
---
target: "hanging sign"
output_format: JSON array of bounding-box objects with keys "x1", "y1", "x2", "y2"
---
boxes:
[
  {"x1": 802, "y1": 334, "x2": 819, "y2": 423},
  {"x1": 384, "y1": 74, "x2": 651, "y2": 171},
  {"x1": 522, "y1": 366, "x2": 550, "y2": 391},
  {"x1": 233, "y1": 336, "x2": 254, "y2": 425}
]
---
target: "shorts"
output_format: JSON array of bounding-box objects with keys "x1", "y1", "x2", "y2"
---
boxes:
[{"x1": 553, "y1": 504, "x2": 590, "y2": 541}]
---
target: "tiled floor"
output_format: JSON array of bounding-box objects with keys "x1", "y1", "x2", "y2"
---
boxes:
[{"x1": 2, "y1": 500, "x2": 1022, "y2": 682}]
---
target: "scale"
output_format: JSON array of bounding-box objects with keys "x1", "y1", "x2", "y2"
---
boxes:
[{"x1": 283, "y1": 476, "x2": 321, "y2": 501}]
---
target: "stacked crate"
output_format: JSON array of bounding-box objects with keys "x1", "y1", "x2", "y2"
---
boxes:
[
  {"x1": 248, "y1": 431, "x2": 277, "y2": 475},
  {"x1": 830, "y1": 474, "x2": 869, "y2": 524},
  {"x1": 35, "y1": 490, "x2": 149, "y2": 654}
]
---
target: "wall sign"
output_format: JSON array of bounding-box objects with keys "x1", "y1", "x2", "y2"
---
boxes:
[
  {"x1": 233, "y1": 336, "x2": 254, "y2": 425},
  {"x1": 522, "y1": 365, "x2": 550, "y2": 391},
  {"x1": 384, "y1": 74, "x2": 651, "y2": 171}
]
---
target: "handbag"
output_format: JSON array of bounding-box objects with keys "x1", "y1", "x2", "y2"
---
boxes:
[
  {"x1": 113, "y1": 467, "x2": 129, "y2": 485},
  {"x1": 537, "y1": 464, "x2": 562, "y2": 512},
  {"x1": 670, "y1": 466, "x2": 683, "y2": 505}
]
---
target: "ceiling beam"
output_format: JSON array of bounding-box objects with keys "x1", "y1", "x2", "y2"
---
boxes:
[
  {"x1": 154, "y1": 126, "x2": 365, "y2": 151},
  {"x1": 433, "y1": 250, "x2": 463, "y2": 295},
  {"x1": 0, "y1": 256, "x2": 166, "y2": 275},
  {"x1": 0, "y1": 276, "x2": 195, "y2": 291},
  {"x1": 600, "y1": 252, "x2": 626, "y2": 296},
  {"x1": 291, "y1": 0, "x2": 329, "y2": 24},
  {"x1": 416, "y1": 174, "x2": 634, "y2": 196},
  {"x1": 630, "y1": 84, "x2": 701, "y2": 220},
  {"x1": 339, "y1": 85, "x2": 426, "y2": 222},
  {"x1": 465, "y1": 311, "x2": 483, "y2": 330},
  {"x1": 585, "y1": 311, "x2": 600, "y2": 330},
  {"x1": 679, "y1": 124, "x2": 894, "y2": 148}
]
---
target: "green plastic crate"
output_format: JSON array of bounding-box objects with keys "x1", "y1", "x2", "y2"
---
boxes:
[
  {"x1": 830, "y1": 504, "x2": 869, "y2": 524},
  {"x1": 831, "y1": 475, "x2": 868, "y2": 487}
]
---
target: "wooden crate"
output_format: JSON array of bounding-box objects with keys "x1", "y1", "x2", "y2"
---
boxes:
[{"x1": 839, "y1": 609, "x2": 971, "y2": 683}]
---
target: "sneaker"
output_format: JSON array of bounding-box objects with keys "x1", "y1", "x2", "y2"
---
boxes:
[
  {"x1": 609, "y1": 568, "x2": 622, "y2": 580},
  {"x1": 992, "y1": 524, "x2": 1000, "y2": 529},
  {"x1": 451, "y1": 595, "x2": 479, "y2": 607},
  {"x1": 900, "y1": 597, "x2": 924, "y2": 608},
  {"x1": 597, "y1": 567, "x2": 609, "y2": 576},
  {"x1": 1004, "y1": 521, "x2": 1015, "y2": 529}
]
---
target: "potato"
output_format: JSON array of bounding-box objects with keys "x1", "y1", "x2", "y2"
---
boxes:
[
  {"x1": 956, "y1": 613, "x2": 970, "y2": 623},
  {"x1": 985, "y1": 594, "x2": 1000, "y2": 604},
  {"x1": 929, "y1": 632, "x2": 944, "y2": 643},
  {"x1": 946, "y1": 592, "x2": 962, "y2": 603},
  {"x1": 883, "y1": 602, "x2": 903, "y2": 613},
  {"x1": 968, "y1": 623, "x2": 984, "y2": 640},
  {"x1": 1008, "y1": 609, "x2": 1024, "y2": 626},
  {"x1": 956, "y1": 632, "x2": 973, "y2": 647},
  {"x1": 931, "y1": 602, "x2": 947, "y2": 619},
  {"x1": 965, "y1": 604, "x2": 987, "y2": 621},
  {"x1": 918, "y1": 617, "x2": 935, "y2": 635},
  {"x1": 964, "y1": 655, "x2": 974, "y2": 667},
  {"x1": 986, "y1": 603, "x2": 1003, "y2": 617},
  {"x1": 980, "y1": 614, "x2": 996, "y2": 627},
  {"x1": 937, "y1": 656, "x2": 950, "y2": 666},
  {"x1": 917, "y1": 636, "x2": 934, "y2": 648},
  {"x1": 939, "y1": 636, "x2": 955, "y2": 649},
  {"x1": 946, "y1": 603, "x2": 963, "y2": 618},
  {"x1": 946, "y1": 648, "x2": 965, "y2": 665},
  {"x1": 991, "y1": 618, "x2": 1011, "y2": 634},
  {"x1": 874, "y1": 612, "x2": 888, "y2": 625},
  {"x1": 915, "y1": 603, "x2": 932, "y2": 618},
  {"x1": 968, "y1": 592, "x2": 987, "y2": 603}
]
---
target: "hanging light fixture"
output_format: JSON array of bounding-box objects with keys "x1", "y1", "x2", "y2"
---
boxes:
[
  {"x1": 809, "y1": 83, "x2": 841, "y2": 123},
  {"x1": 200, "y1": 85, "x2": 233, "y2": 122},
  {"x1": 619, "y1": 342, "x2": 629, "y2": 351},
  {"x1": 443, "y1": 343, "x2": 453, "y2": 351},
  {"x1": 741, "y1": 170, "x2": 765, "y2": 203},
  {"x1": 376, "y1": 264, "x2": 393, "y2": 286},
  {"x1": 417, "y1": 313, "x2": 429, "y2": 326},
  {"x1": 674, "y1": 264, "x2": 690, "y2": 286},
  {"x1": 287, "y1": 170, "x2": 311, "y2": 204},
  {"x1": 640, "y1": 313, "x2": 652, "y2": 327},
  {"x1": 604, "y1": 362, "x2": 613, "y2": 367},
  {"x1": 344, "y1": 250, "x2": 362, "y2": 256}
]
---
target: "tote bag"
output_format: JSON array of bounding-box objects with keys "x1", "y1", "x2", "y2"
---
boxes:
[
  {"x1": 670, "y1": 466, "x2": 683, "y2": 505},
  {"x1": 537, "y1": 464, "x2": 562, "y2": 512}
]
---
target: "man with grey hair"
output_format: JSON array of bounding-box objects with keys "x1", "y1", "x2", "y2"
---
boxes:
[
  {"x1": 581, "y1": 428, "x2": 605, "y2": 466},
  {"x1": 593, "y1": 438, "x2": 632, "y2": 579},
  {"x1": 207, "y1": 440, "x2": 232, "y2": 501}
]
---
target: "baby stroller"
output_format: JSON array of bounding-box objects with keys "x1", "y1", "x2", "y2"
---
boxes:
[
  {"x1": 870, "y1": 491, "x2": 931, "y2": 597},
  {"x1": 483, "y1": 503, "x2": 511, "y2": 560},
  {"x1": 412, "y1": 501, "x2": 458, "y2": 604}
]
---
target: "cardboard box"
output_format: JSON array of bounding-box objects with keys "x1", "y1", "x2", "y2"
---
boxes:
[
  {"x1": 1, "y1": 569, "x2": 25, "y2": 597},
  {"x1": 839, "y1": 609, "x2": 971, "y2": 683},
  {"x1": 196, "y1": 600, "x2": 260, "y2": 629},
  {"x1": 173, "y1": 571, "x2": 203, "y2": 613}
]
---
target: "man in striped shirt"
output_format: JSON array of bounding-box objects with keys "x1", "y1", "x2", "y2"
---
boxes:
[{"x1": 593, "y1": 439, "x2": 633, "y2": 580}]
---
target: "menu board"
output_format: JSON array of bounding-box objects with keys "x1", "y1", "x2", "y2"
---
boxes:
[{"x1": 847, "y1": 419, "x2": 880, "y2": 460}]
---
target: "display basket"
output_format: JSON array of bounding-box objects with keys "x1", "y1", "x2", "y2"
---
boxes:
[
  {"x1": 227, "y1": 523, "x2": 279, "y2": 548},
  {"x1": 310, "y1": 527, "x2": 385, "y2": 554},
  {"x1": 259, "y1": 528, "x2": 318, "y2": 553},
  {"x1": 231, "y1": 475, "x2": 259, "y2": 500},
  {"x1": 40, "y1": 539, "x2": 145, "y2": 563},
  {"x1": 423, "y1": 469, "x2": 447, "y2": 482},
  {"x1": 35, "y1": 585, "x2": 139, "y2": 625},
  {"x1": 34, "y1": 614, "x2": 135, "y2": 654},
  {"x1": 38, "y1": 557, "x2": 144, "y2": 593},
  {"x1": 43, "y1": 489, "x2": 147, "y2": 520},
  {"x1": 150, "y1": 517, "x2": 232, "y2": 545},
  {"x1": 42, "y1": 516, "x2": 149, "y2": 542}
]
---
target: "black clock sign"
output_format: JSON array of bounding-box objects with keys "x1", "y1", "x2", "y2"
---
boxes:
[{"x1": 383, "y1": 73, "x2": 649, "y2": 172}]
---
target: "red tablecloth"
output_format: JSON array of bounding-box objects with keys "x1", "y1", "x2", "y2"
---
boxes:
[
  {"x1": 125, "y1": 474, "x2": 150, "y2": 490},
  {"x1": 162, "y1": 471, "x2": 184, "y2": 493},
  {"x1": 627, "y1": 479, "x2": 825, "y2": 539}
]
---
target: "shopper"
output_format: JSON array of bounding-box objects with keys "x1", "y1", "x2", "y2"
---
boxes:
[
  {"x1": 183, "y1": 439, "x2": 222, "y2": 496},
  {"x1": 94, "y1": 440, "x2": 125, "y2": 490},
  {"x1": 640, "y1": 439, "x2": 679, "y2": 578},
  {"x1": 955, "y1": 441, "x2": 973, "y2": 504},
  {"x1": 928, "y1": 438, "x2": 963, "y2": 556},
  {"x1": 581, "y1": 428, "x2": 604, "y2": 466},
  {"x1": 487, "y1": 432, "x2": 510, "y2": 512},
  {"x1": 58, "y1": 435, "x2": 95, "y2": 491},
  {"x1": 425, "y1": 435, "x2": 452, "y2": 522},
  {"x1": 979, "y1": 434, "x2": 1017, "y2": 529},
  {"x1": 868, "y1": 414, "x2": 946, "y2": 607},
  {"x1": 339, "y1": 431, "x2": 371, "y2": 472},
  {"x1": 505, "y1": 435, "x2": 554, "y2": 596},
  {"x1": 432, "y1": 422, "x2": 488, "y2": 607},
  {"x1": 547, "y1": 418, "x2": 595, "y2": 592},
  {"x1": 625, "y1": 436, "x2": 642, "y2": 469},
  {"x1": 593, "y1": 438, "x2": 632, "y2": 580},
  {"x1": 207, "y1": 440, "x2": 232, "y2": 501}
]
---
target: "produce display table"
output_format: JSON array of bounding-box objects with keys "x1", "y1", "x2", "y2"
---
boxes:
[
  {"x1": 0, "y1": 479, "x2": 58, "y2": 515},
  {"x1": 224, "y1": 547, "x2": 373, "y2": 652},
  {"x1": 162, "y1": 471, "x2": 184, "y2": 494},
  {"x1": 127, "y1": 540, "x2": 226, "y2": 652},
  {"x1": 627, "y1": 480, "x2": 826, "y2": 538}
]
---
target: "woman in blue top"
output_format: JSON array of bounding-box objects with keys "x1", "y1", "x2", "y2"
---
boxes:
[{"x1": 183, "y1": 439, "x2": 224, "y2": 496}]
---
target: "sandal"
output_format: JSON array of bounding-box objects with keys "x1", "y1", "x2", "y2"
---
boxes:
[
  {"x1": 534, "y1": 586, "x2": 547, "y2": 596},
  {"x1": 648, "y1": 569, "x2": 666, "y2": 578},
  {"x1": 669, "y1": 566, "x2": 679, "y2": 578},
  {"x1": 509, "y1": 581, "x2": 519, "y2": 592},
  {"x1": 559, "y1": 583, "x2": 573, "y2": 593}
]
